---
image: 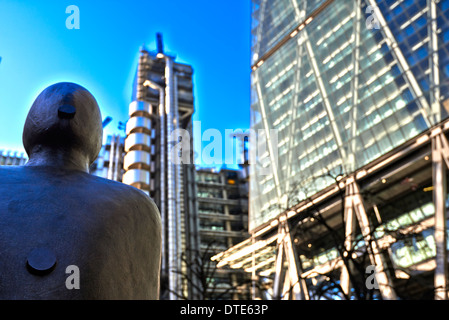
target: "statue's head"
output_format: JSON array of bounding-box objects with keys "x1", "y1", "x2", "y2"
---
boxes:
[{"x1": 22, "y1": 82, "x2": 103, "y2": 168}]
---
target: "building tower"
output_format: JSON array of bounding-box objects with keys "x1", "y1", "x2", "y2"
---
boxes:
[
  {"x1": 90, "y1": 134, "x2": 125, "y2": 181},
  {"x1": 0, "y1": 150, "x2": 27, "y2": 166},
  {"x1": 214, "y1": 0, "x2": 449, "y2": 300},
  {"x1": 195, "y1": 167, "x2": 251, "y2": 299},
  {"x1": 123, "y1": 34, "x2": 200, "y2": 300}
]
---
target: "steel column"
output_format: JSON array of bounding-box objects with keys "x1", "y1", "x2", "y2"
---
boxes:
[
  {"x1": 349, "y1": 0, "x2": 362, "y2": 173},
  {"x1": 351, "y1": 181, "x2": 397, "y2": 300},
  {"x1": 273, "y1": 231, "x2": 286, "y2": 299},
  {"x1": 272, "y1": 217, "x2": 309, "y2": 300},
  {"x1": 342, "y1": 179, "x2": 397, "y2": 300},
  {"x1": 341, "y1": 182, "x2": 357, "y2": 297},
  {"x1": 428, "y1": 0, "x2": 440, "y2": 124},
  {"x1": 432, "y1": 132, "x2": 449, "y2": 300}
]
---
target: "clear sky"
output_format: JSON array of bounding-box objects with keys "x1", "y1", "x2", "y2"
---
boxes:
[{"x1": 0, "y1": 0, "x2": 251, "y2": 168}]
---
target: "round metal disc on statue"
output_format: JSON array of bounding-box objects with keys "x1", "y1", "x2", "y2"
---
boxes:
[
  {"x1": 26, "y1": 247, "x2": 57, "y2": 275},
  {"x1": 57, "y1": 105, "x2": 76, "y2": 119}
]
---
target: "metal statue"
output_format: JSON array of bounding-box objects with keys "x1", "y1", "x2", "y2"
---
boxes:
[{"x1": 0, "y1": 82, "x2": 161, "y2": 299}]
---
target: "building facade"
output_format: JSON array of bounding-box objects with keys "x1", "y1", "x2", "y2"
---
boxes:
[
  {"x1": 196, "y1": 167, "x2": 251, "y2": 299},
  {"x1": 90, "y1": 134, "x2": 125, "y2": 181},
  {"x1": 213, "y1": 0, "x2": 449, "y2": 300},
  {"x1": 0, "y1": 150, "x2": 27, "y2": 166},
  {"x1": 122, "y1": 36, "x2": 200, "y2": 300}
]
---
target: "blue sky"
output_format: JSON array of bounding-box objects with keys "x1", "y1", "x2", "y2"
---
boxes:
[{"x1": 0, "y1": 1, "x2": 251, "y2": 167}]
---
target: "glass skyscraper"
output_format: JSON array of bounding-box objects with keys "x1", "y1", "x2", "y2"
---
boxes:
[{"x1": 250, "y1": 0, "x2": 449, "y2": 231}]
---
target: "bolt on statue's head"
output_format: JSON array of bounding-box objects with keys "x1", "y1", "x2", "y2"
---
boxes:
[{"x1": 22, "y1": 82, "x2": 103, "y2": 169}]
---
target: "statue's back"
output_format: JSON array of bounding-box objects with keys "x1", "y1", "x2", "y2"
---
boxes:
[
  {"x1": 0, "y1": 82, "x2": 161, "y2": 299},
  {"x1": 0, "y1": 165, "x2": 161, "y2": 299}
]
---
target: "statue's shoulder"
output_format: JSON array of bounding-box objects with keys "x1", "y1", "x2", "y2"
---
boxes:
[
  {"x1": 0, "y1": 165, "x2": 21, "y2": 172},
  {"x1": 0, "y1": 165, "x2": 160, "y2": 225},
  {"x1": 0, "y1": 165, "x2": 28, "y2": 181},
  {"x1": 85, "y1": 173, "x2": 161, "y2": 224},
  {"x1": 86, "y1": 173, "x2": 153, "y2": 203}
]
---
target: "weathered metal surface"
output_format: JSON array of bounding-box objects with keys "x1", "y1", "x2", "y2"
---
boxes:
[{"x1": 0, "y1": 82, "x2": 161, "y2": 299}]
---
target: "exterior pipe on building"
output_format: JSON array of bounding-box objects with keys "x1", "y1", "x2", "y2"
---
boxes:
[
  {"x1": 165, "y1": 56, "x2": 178, "y2": 300},
  {"x1": 108, "y1": 135, "x2": 115, "y2": 181},
  {"x1": 174, "y1": 73, "x2": 183, "y2": 291}
]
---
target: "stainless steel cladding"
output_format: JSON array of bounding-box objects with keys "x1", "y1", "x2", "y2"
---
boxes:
[{"x1": 124, "y1": 100, "x2": 153, "y2": 192}]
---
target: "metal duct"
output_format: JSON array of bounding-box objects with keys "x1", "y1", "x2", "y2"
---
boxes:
[
  {"x1": 126, "y1": 116, "x2": 152, "y2": 136},
  {"x1": 114, "y1": 135, "x2": 121, "y2": 181},
  {"x1": 123, "y1": 98, "x2": 153, "y2": 191},
  {"x1": 124, "y1": 132, "x2": 151, "y2": 153},
  {"x1": 123, "y1": 150, "x2": 151, "y2": 171},
  {"x1": 129, "y1": 100, "x2": 151, "y2": 118},
  {"x1": 165, "y1": 56, "x2": 178, "y2": 300},
  {"x1": 122, "y1": 169, "x2": 150, "y2": 188},
  {"x1": 173, "y1": 73, "x2": 182, "y2": 289},
  {"x1": 108, "y1": 135, "x2": 116, "y2": 180},
  {"x1": 153, "y1": 83, "x2": 166, "y2": 277}
]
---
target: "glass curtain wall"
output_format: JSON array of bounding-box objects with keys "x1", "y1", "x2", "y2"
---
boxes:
[{"x1": 250, "y1": 0, "x2": 449, "y2": 231}]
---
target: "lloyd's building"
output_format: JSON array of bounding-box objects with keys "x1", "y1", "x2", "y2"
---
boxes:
[
  {"x1": 212, "y1": 0, "x2": 449, "y2": 299},
  {"x1": 122, "y1": 34, "x2": 199, "y2": 300}
]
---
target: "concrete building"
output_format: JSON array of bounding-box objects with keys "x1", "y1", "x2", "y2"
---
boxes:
[
  {"x1": 90, "y1": 134, "x2": 125, "y2": 181},
  {"x1": 122, "y1": 34, "x2": 199, "y2": 300},
  {"x1": 213, "y1": 0, "x2": 449, "y2": 300},
  {"x1": 196, "y1": 167, "x2": 251, "y2": 299},
  {"x1": 0, "y1": 150, "x2": 27, "y2": 166}
]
